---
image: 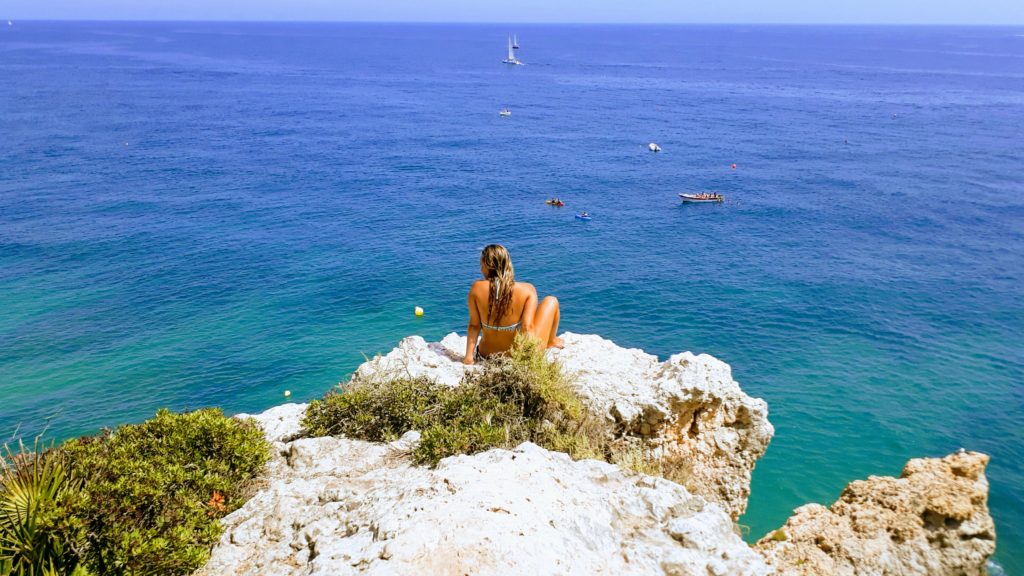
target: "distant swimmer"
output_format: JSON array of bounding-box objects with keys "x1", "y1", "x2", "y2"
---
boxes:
[{"x1": 844, "y1": 138, "x2": 848, "y2": 145}]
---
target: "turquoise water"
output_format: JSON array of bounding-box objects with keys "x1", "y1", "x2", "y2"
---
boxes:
[{"x1": 1, "y1": 22, "x2": 1022, "y2": 571}]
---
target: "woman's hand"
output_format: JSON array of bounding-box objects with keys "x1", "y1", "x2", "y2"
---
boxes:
[{"x1": 462, "y1": 355, "x2": 475, "y2": 366}]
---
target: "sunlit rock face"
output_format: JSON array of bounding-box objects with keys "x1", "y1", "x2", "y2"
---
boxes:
[
  {"x1": 196, "y1": 335, "x2": 995, "y2": 576},
  {"x1": 196, "y1": 424, "x2": 769, "y2": 575},
  {"x1": 756, "y1": 450, "x2": 996, "y2": 576}
]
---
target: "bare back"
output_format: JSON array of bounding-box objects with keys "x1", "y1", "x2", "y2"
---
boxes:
[
  {"x1": 463, "y1": 245, "x2": 563, "y2": 364},
  {"x1": 468, "y1": 280, "x2": 538, "y2": 356}
]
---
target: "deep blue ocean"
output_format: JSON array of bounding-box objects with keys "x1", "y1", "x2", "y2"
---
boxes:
[{"x1": 1, "y1": 22, "x2": 1022, "y2": 572}]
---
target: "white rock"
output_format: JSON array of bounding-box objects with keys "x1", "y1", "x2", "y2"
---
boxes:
[
  {"x1": 205, "y1": 334, "x2": 996, "y2": 576},
  {"x1": 353, "y1": 332, "x2": 469, "y2": 386},
  {"x1": 197, "y1": 439, "x2": 769, "y2": 576},
  {"x1": 236, "y1": 402, "x2": 308, "y2": 444}
]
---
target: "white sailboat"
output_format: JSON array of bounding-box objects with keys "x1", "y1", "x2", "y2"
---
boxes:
[
  {"x1": 502, "y1": 35, "x2": 522, "y2": 65},
  {"x1": 512, "y1": 34, "x2": 520, "y2": 50}
]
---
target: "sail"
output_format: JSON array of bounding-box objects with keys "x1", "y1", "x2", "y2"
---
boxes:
[{"x1": 507, "y1": 36, "x2": 514, "y2": 60}]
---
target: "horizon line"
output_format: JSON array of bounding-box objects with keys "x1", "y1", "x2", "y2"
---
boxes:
[{"x1": 6, "y1": 18, "x2": 1024, "y2": 27}]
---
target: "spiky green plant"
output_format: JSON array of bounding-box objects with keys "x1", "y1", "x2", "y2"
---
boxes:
[{"x1": 0, "y1": 439, "x2": 88, "y2": 576}]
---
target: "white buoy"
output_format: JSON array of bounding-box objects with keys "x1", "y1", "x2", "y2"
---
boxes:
[
  {"x1": 648, "y1": 142, "x2": 661, "y2": 152},
  {"x1": 414, "y1": 306, "x2": 424, "y2": 317},
  {"x1": 283, "y1": 390, "x2": 291, "y2": 398}
]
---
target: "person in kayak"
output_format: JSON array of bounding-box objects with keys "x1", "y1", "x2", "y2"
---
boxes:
[{"x1": 463, "y1": 244, "x2": 563, "y2": 364}]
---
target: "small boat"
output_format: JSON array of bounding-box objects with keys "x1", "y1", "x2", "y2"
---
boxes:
[
  {"x1": 545, "y1": 199, "x2": 565, "y2": 207},
  {"x1": 502, "y1": 35, "x2": 523, "y2": 65},
  {"x1": 575, "y1": 213, "x2": 592, "y2": 221},
  {"x1": 679, "y1": 193, "x2": 724, "y2": 203},
  {"x1": 513, "y1": 34, "x2": 520, "y2": 50},
  {"x1": 499, "y1": 108, "x2": 512, "y2": 117},
  {"x1": 648, "y1": 143, "x2": 661, "y2": 152}
]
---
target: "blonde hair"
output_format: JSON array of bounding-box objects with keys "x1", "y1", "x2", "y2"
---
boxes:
[{"x1": 480, "y1": 244, "x2": 515, "y2": 324}]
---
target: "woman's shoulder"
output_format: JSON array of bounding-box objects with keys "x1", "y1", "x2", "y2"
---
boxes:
[{"x1": 514, "y1": 281, "x2": 538, "y2": 295}]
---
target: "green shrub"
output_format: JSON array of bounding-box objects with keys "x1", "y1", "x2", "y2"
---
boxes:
[
  {"x1": 412, "y1": 384, "x2": 521, "y2": 465},
  {"x1": 60, "y1": 408, "x2": 270, "y2": 576},
  {"x1": 304, "y1": 333, "x2": 613, "y2": 466},
  {"x1": 304, "y1": 376, "x2": 447, "y2": 441}
]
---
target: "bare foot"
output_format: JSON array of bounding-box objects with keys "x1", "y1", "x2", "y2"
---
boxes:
[{"x1": 548, "y1": 336, "x2": 565, "y2": 349}]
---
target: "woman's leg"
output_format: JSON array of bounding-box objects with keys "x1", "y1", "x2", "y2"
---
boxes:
[{"x1": 529, "y1": 296, "x2": 564, "y2": 348}]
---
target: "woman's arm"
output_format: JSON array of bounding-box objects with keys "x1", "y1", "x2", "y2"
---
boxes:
[
  {"x1": 519, "y1": 285, "x2": 539, "y2": 334},
  {"x1": 464, "y1": 287, "x2": 482, "y2": 365}
]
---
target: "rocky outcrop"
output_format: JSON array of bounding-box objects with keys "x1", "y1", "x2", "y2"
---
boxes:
[
  {"x1": 756, "y1": 450, "x2": 996, "y2": 575},
  {"x1": 194, "y1": 334, "x2": 997, "y2": 576},
  {"x1": 355, "y1": 332, "x2": 774, "y2": 519},
  {"x1": 197, "y1": 405, "x2": 769, "y2": 576}
]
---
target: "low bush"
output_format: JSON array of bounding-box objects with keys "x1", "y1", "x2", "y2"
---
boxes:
[
  {"x1": 62, "y1": 408, "x2": 269, "y2": 575},
  {"x1": 304, "y1": 334, "x2": 612, "y2": 466},
  {"x1": 2, "y1": 408, "x2": 270, "y2": 576}
]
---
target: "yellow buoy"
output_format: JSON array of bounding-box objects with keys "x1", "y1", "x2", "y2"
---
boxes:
[{"x1": 414, "y1": 306, "x2": 424, "y2": 317}]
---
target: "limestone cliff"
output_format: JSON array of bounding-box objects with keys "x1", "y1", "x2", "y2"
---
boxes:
[
  {"x1": 756, "y1": 450, "x2": 996, "y2": 575},
  {"x1": 194, "y1": 333, "x2": 997, "y2": 576},
  {"x1": 197, "y1": 404, "x2": 768, "y2": 576}
]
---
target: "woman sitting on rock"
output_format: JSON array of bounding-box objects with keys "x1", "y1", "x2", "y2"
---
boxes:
[{"x1": 463, "y1": 244, "x2": 563, "y2": 364}]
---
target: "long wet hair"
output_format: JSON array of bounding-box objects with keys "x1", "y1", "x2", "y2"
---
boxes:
[{"x1": 480, "y1": 244, "x2": 515, "y2": 324}]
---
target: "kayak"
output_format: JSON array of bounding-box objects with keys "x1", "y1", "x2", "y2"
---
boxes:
[
  {"x1": 545, "y1": 200, "x2": 565, "y2": 207},
  {"x1": 679, "y1": 193, "x2": 724, "y2": 203},
  {"x1": 575, "y1": 214, "x2": 592, "y2": 221}
]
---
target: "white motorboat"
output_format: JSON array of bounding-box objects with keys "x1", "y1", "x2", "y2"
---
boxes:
[
  {"x1": 503, "y1": 35, "x2": 523, "y2": 65},
  {"x1": 499, "y1": 108, "x2": 512, "y2": 117},
  {"x1": 679, "y1": 193, "x2": 724, "y2": 203},
  {"x1": 648, "y1": 143, "x2": 661, "y2": 152}
]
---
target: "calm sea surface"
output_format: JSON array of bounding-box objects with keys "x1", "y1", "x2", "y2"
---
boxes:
[{"x1": 1, "y1": 22, "x2": 1022, "y2": 572}]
